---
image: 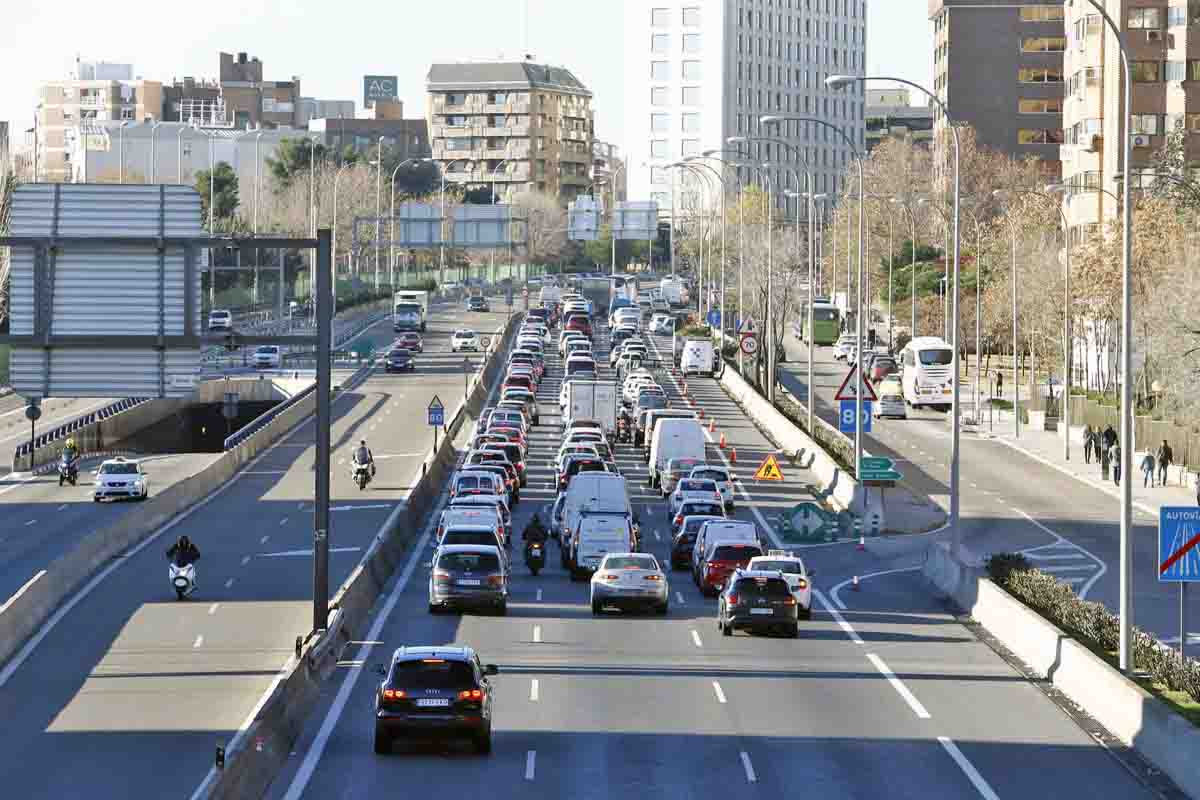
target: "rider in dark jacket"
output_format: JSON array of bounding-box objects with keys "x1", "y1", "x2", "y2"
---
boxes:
[
  {"x1": 522, "y1": 513, "x2": 548, "y2": 545},
  {"x1": 167, "y1": 535, "x2": 201, "y2": 567}
]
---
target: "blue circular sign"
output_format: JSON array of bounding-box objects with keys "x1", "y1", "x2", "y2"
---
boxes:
[{"x1": 705, "y1": 309, "x2": 721, "y2": 327}]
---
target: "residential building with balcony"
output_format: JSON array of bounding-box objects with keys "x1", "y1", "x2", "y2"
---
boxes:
[
  {"x1": 425, "y1": 59, "x2": 595, "y2": 203},
  {"x1": 930, "y1": 0, "x2": 1065, "y2": 178},
  {"x1": 1061, "y1": 0, "x2": 1200, "y2": 243},
  {"x1": 865, "y1": 88, "x2": 933, "y2": 152},
  {"x1": 162, "y1": 52, "x2": 302, "y2": 130},
  {"x1": 307, "y1": 99, "x2": 430, "y2": 160}
]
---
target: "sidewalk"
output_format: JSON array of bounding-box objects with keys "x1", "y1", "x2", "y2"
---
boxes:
[{"x1": 973, "y1": 411, "x2": 1198, "y2": 517}]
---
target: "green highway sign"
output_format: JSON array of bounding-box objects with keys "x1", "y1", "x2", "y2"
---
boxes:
[
  {"x1": 861, "y1": 456, "x2": 894, "y2": 471},
  {"x1": 860, "y1": 455, "x2": 902, "y2": 482}
]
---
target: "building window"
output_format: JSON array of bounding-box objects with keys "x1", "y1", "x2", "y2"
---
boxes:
[
  {"x1": 651, "y1": 87, "x2": 669, "y2": 106},
  {"x1": 683, "y1": 33, "x2": 702, "y2": 53},
  {"x1": 1132, "y1": 114, "x2": 1163, "y2": 135},
  {"x1": 444, "y1": 137, "x2": 473, "y2": 151},
  {"x1": 681, "y1": 86, "x2": 701, "y2": 106},
  {"x1": 446, "y1": 115, "x2": 468, "y2": 127},
  {"x1": 682, "y1": 60, "x2": 702, "y2": 80},
  {"x1": 651, "y1": 7, "x2": 669, "y2": 27},
  {"x1": 1021, "y1": 36, "x2": 1066, "y2": 52},
  {"x1": 1185, "y1": 113, "x2": 1200, "y2": 132},
  {"x1": 1017, "y1": 128, "x2": 1064, "y2": 144},
  {"x1": 487, "y1": 92, "x2": 508, "y2": 104},
  {"x1": 682, "y1": 139, "x2": 700, "y2": 156},
  {"x1": 1132, "y1": 61, "x2": 1162, "y2": 82},
  {"x1": 682, "y1": 6, "x2": 701, "y2": 26},
  {"x1": 1166, "y1": 61, "x2": 1186, "y2": 82},
  {"x1": 446, "y1": 93, "x2": 468, "y2": 106},
  {"x1": 1127, "y1": 8, "x2": 1162, "y2": 29},
  {"x1": 651, "y1": 113, "x2": 670, "y2": 132},
  {"x1": 1020, "y1": 5, "x2": 1065, "y2": 23},
  {"x1": 651, "y1": 61, "x2": 670, "y2": 81},
  {"x1": 1188, "y1": 60, "x2": 1200, "y2": 81},
  {"x1": 681, "y1": 112, "x2": 700, "y2": 132},
  {"x1": 650, "y1": 139, "x2": 668, "y2": 158},
  {"x1": 652, "y1": 34, "x2": 669, "y2": 53},
  {"x1": 120, "y1": 107, "x2": 135, "y2": 120},
  {"x1": 1019, "y1": 66, "x2": 1064, "y2": 83},
  {"x1": 1018, "y1": 97, "x2": 1063, "y2": 114}
]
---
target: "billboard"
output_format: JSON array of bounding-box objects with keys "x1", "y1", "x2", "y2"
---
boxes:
[{"x1": 363, "y1": 75, "x2": 398, "y2": 109}]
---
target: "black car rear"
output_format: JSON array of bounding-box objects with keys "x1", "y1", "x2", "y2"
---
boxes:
[
  {"x1": 558, "y1": 457, "x2": 607, "y2": 491},
  {"x1": 483, "y1": 443, "x2": 526, "y2": 486},
  {"x1": 374, "y1": 648, "x2": 497, "y2": 754},
  {"x1": 719, "y1": 572, "x2": 799, "y2": 637},
  {"x1": 468, "y1": 296, "x2": 490, "y2": 311},
  {"x1": 385, "y1": 348, "x2": 415, "y2": 373}
]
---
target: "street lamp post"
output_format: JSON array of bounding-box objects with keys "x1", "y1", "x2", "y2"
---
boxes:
[
  {"x1": 374, "y1": 136, "x2": 384, "y2": 291},
  {"x1": 118, "y1": 121, "x2": 130, "y2": 184},
  {"x1": 390, "y1": 158, "x2": 424, "y2": 290},
  {"x1": 149, "y1": 120, "x2": 163, "y2": 183},
  {"x1": 439, "y1": 158, "x2": 471, "y2": 286},
  {"x1": 332, "y1": 162, "x2": 355, "y2": 296}
]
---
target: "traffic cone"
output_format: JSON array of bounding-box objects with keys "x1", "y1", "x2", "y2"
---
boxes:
[
  {"x1": 698, "y1": 408, "x2": 705, "y2": 419},
  {"x1": 851, "y1": 575, "x2": 860, "y2": 591},
  {"x1": 708, "y1": 418, "x2": 715, "y2": 433},
  {"x1": 730, "y1": 448, "x2": 737, "y2": 464},
  {"x1": 719, "y1": 432, "x2": 727, "y2": 449},
  {"x1": 856, "y1": 535, "x2": 865, "y2": 551}
]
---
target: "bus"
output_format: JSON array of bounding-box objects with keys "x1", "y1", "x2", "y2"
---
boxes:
[
  {"x1": 798, "y1": 299, "x2": 841, "y2": 346},
  {"x1": 899, "y1": 336, "x2": 955, "y2": 410}
]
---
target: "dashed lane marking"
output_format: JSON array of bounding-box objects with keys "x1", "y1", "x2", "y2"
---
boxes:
[{"x1": 867, "y1": 652, "x2": 931, "y2": 719}]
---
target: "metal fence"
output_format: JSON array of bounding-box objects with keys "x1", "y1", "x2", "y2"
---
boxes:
[
  {"x1": 223, "y1": 383, "x2": 317, "y2": 451},
  {"x1": 12, "y1": 396, "x2": 150, "y2": 459}
]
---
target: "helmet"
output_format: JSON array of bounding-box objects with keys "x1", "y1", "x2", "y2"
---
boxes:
[
  {"x1": 179, "y1": 535, "x2": 190, "y2": 548},
  {"x1": 65, "y1": 437, "x2": 76, "y2": 449}
]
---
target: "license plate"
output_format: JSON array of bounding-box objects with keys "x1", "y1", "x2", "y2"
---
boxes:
[
  {"x1": 457, "y1": 579, "x2": 481, "y2": 586},
  {"x1": 750, "y1": 608, "x2": 773, "y2": 616},
  {"x1": 415, "y1": 698, "x2": 450, "y2": 707}
]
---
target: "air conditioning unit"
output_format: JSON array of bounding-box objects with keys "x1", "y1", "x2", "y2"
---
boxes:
[
  {"x1": 1147, "y1": 29, "x2": 1164, "y2": 42},
  {"x1": 1132, "y1": 134, "x2": 1151, "y2": 147}
]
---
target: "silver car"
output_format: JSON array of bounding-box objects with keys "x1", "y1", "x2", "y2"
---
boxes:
[
  {"x1": 428, "y1": 545, "x2": 508, "y2": 615},
  {"x1": 590, "y1": 552, "x2": 669, "y2": 615}
]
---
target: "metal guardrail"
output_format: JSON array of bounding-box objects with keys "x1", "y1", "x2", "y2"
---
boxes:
[
  {"x1": 223, "y1": 382, "x2": 318, "y2": 451},
  {"x1": 12, "y1": 396, "x2": 150, "y2": 458}
]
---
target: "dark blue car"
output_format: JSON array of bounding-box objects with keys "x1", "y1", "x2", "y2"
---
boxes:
[{"x1": 385, "y1": 348, "x2": 416, "y2": 373}]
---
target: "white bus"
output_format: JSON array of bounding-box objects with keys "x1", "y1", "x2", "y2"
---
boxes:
[{"x1": 899, "y1": 336, "x2": 955, "y2": 410}]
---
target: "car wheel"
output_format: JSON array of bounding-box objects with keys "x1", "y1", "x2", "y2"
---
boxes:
[
  {"x1": 428, "y1": 602, "x2": 439, "y2": 614},
  {"x1": 591, "y1": 599, "x2": 602, "y2": 615},
  {"x1": 93, "y1": 496, "x2": 100, "y2": 503},
  {"x1": 721, "y1": 617, "x2": 732, "y2": 636},
  {"x1": 799, "y1": 607, "x2": 812, "y2": 620},
  {"x1": 373, "y1": 729, "x2": 391, "y2": 755},
  {"x1": 656, "y1": 601, "x2": 668, "y2": 616},
  {"x1": 789, "y1": 625, "x2": 800, "y2": 639}
]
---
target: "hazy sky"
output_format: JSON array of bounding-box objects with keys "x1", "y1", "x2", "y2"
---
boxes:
[{"x1": 1, "y1": 0, "x2": 933, "y2": 150}]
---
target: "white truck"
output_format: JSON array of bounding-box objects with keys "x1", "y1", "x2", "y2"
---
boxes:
[
  {"x1": 539, "y1": 285, "x2": 563, "y2": 306},
  {"x1": 566, "y1": 380, "x2": 618, "y2": 440},
  {"x1": 660, "y1": 277, "x2": 686, "y2": 308},
  {"x1": 648, "y1": 418, "x2": 707, "y2": 490},
  {"x1": 393, "y1": 290, "x2": 429, "y2": 332}
]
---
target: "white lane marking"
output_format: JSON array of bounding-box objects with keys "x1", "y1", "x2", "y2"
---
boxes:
[
  {"x1": 24, "y1": 519, "x2": 36, "y2": 526},
  {"x1": 867, "y1": 652, "x2": 931, "y2": 719},
  {"x1": 1039, "y1": 565, "x2": 1097, "y2": 574},
  {"x1": 1023, "y1": 553, "x2": 1088, "y2": 561},
  {"x1": 279, "y1": 517, "x2": 289, "y2": 526},
  {"x1": 530, "y1": 678, "x2": 540, "y2": 702},
  {"x1": 740, "y1": 751, "x2": 757, "y2": 783},
  {"x1": 240, "y1": 556, "x2": 251, "y2": 566},
  {"x1": 970, "y1": 482, "x2": 978, "y2": 489},
  {"x1": 192, "y1": 635, "x2": 204, "y2": 649},
  {"x1": 712, "y1": 681, "x2": 727, "y2": 704},
  {"x1": 57, "y1": 504, "x2": 68, "y2": 511},
  {"x1": 330, "y1": 504, "x2": 392, "y2": 512},
  {"x1": 336, "y1": 458, "x2": 345, "y2": 466},
  {"x1": 0, "y1": 471, "x2": 41, "y2": 498},
  {"x1": 675, "y1": 591, "x2": 685, "y2": 604},
  {"x1": 532, "y1": 625, "x2": 542, "y2": 643},
  {"x1": 260, "y1": 535, "x2": 270, "y2": 545},
  {"x1": 653, "y1": 530, "x2": 661, "y2": 541},
  {"x1": 813, "y1": 588, "x2": 864, "y2": 645},
  {"x1": 830, "y1": 566, "x2": 921, "y2": 610},
  {"x1": 0, "y1": 571, "x2": 45, "y2": 616},
  {"x1": 257, "y1": 547, "x2": 362, "y2": 558},
  {"x1": 207, "y1": 603, "x2": 219, "y2": 615},
  {"x1": 536, "y1": 588, "x2": 543, "y2": 601},
  {"x1": 938, "y1": 736, "x2": 1001, "y2": 800},
  {"x1": 243, "y1": 470, "x2": 287, "y2": 475},
  {"x1": 690, "y1": 629, "x2": 703, "y2": 648},
  {"x1": 1014, "y1": 508, "x2": 1108, "y2": 600},
  {"x1": 224, "y1": 578, "x2": 234, "y2": 589},
  {"x1": 525, "y1": 750, "x2": 537, "y2": 781}
]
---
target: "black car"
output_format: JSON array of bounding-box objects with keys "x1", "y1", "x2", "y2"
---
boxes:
[
  {"x1": 670, "y1": 515, "x2": 724, "y2": 569},
  {"x1": 468, "y1": 296, "x2": 490, "y2": 312},
  {"x1": 718, "y1": 570, "x2": 800, "y2": 638},
  {"x1": 374, "y1": 645, "x2": 498, "y2": 754},
  {"x1": 385, "y1": 348, "x2": 416, "y2": 373}
]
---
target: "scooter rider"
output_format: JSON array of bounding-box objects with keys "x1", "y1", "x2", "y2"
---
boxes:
[
  {"x1": 522, "y1": 513, "x2": 548, "y2": 546},
  {"x1": 62, "y1": 437, "x2": 80, "y2": 468},
  {"x1": 352, "y1": 439, "x2": 376, "y2": 477},
  {"x1": 167, "y1": 535, "x2": 201, "y2": 567}
]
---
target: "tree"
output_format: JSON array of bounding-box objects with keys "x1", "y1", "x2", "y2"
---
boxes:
[
  {"x1": 265, "y1": 138, "x2": 332, "y2": 191},
  {"x1": 1148, "y1": 125, "x2": 1200, "y2": 214},
  {"x1": 195, "y1": 162, "x2": 239, "y2": 225},
  {"x1": 461, "y1": 185, "x2": 498, "y2": 205}
]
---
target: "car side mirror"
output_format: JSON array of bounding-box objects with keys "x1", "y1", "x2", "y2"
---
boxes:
[{"x1": 484, "y1": 664, "x2": 499, "y2": 675}]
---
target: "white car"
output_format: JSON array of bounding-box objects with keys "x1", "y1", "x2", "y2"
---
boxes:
[
  {"x1": 668, "y1": 478, "x2": 723, "y2": 519},
  {"x1": 622, "y1": 375, "x2": 657, "y2": 405},
  {"x1": 833, "y1": 335, "x2": 855, "y2": 361},
  {"x1": 689, "y1": 464, "x2": 736, "y2": 510},
  {"x1": 650, "y1": 314, "x2": 674, "y2": 334},
  {"x1": 252, "y1": 345, "x2": 281, "y2": 369},
  {"x1": 92, "y1": 457, "x2": 149, "y2": 502},
  {"x1": 590, "y1": 552, "x2": 669, "y2": 615},
  {"x1": 746, "y1": 550, "x2": 813, "y2": 618},
  {"x1": 452, "y1": 329, "x2": 480, "y2": 352},
  {"x1": 208, "y1": 309, "x2": 232, "y2": 331},
  {"x1": 555, "y1": 443, "x2": 604, "y2": 474}
]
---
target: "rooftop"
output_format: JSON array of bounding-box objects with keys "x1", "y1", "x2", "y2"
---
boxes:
[{"x1": 426, "y1": 61, "x2": 592, "y2": 97}]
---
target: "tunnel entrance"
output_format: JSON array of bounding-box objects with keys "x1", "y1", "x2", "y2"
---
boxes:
[{"x1": 114, "y1": 401, "x2": 279, "y2": 454}]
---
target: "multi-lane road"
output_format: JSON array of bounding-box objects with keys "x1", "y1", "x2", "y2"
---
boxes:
[{"x1": 263, "y1": 320, "x2": 1160, "y2": 800}]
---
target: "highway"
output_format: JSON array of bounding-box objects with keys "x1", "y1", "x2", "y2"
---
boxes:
[
  {"x1": 0, "y1": 300, "x2": 511, "y2": 799},
  {"x1": 266, "y1": 320, "x2": 1157, "y2": 800},
  {"x1": 777, "y1": 335, "x2": 1198, "y2": 647}
]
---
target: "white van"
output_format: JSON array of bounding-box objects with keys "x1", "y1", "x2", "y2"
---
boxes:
[
  {"x1": 570, "y1": 511, "x2": 635, "y2": 580},
  {"x1": 899, "y1": 336, "x2": 955, "y2": 410},
  {"x1": 648, "y1": 418, "x2": 707, "y2": 490},
  {"x1": 690, "y1": 519, "x2": 759, "y2": 576},
  {"x1": 562, "y1": 473, "x2": 631, "y2": 540},
  {"x1": 680, "y1": 339, "x2": 716, "y2": 377}
]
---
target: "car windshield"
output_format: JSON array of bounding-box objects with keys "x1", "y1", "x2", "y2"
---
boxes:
[
  {"x1": 752, "y1": 560, "x2": 805, "y2": 575},
  {"x1": 683, "y1": 516, "x2": 721, "y2": 534},
  {"x1": 691, "y1": 469, "x2": 727, "y2": 482},
  {"x1": 456, "y1": 476, "x2": 491, "y2": 491},
  {"x1": 442, "y1": 532, "x2": 497, "y2": 547},
  {"x1": 389, "y1": 349, "x2": 411, "y2": 357},
  {"x1": 713, "y1": 545, "x2": 762, "y2": 561},
  {"x1": 669, "y1": 459, "x2": 704, "y2": 474},
  {"x1": 604, "y1": 556, "x2": 658, "y2": 570},
  {"x1": 390, "y1": 659, "x2": 476, "y2": 690},
  {"x1": 638, "y1": 395, "x2": 667, "y2": 410},
  {"x1": 732, "y1": 577, "x2": 791, "y2": 597},
  {"x1": 101, "y1": 463, "x2": 138, "y2": 474},
  {"x1": 256, "y1": 346, "x2": 278, "y2": 354},
  {"x1": 919, "y1": 348, "x2": 954, "y2": 366},
  {"x1": 683, "y1": 503, "x2": 724, "y2": 517},
  {"x1": 678, "y1": 479, "x2": 715, "y2": 493}
]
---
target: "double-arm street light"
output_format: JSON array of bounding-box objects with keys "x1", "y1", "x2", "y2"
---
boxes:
[
  {"x1": 682, "y1": 156, "x2": 728, "y2": 332},
  {"x1": 389, "y1": 157, "x2": 427, "y2": 289}
]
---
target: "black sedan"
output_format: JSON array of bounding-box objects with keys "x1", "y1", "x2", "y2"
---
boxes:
[
  {"x1": 385, "y1": 348, "x2": 416, "y2": 373},
  {"x1": 467, "y1": 296, "x2": 491, "y2": 312}
]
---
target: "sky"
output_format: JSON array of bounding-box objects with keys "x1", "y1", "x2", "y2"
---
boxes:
[{"x1": 0, "y1": 0, "x2": 933, "y2": 152}]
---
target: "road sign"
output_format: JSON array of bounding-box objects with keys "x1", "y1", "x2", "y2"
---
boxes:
[
  {"x1": 1159, "y1": 507, "x2": 1200, "y2": 582},
  {"x1": 739, "y1": 335, "x2": 759, "y2": 356},
  {"x1": 427, "y1": 395, "x2": 445, "y2": 427},
  {"x1": 753, "y1": 453, "x2": 785, "y2": 481},
  {"x1": 738, "y1": 316, "x2": 756, "y2": 333},
  {"x1": 706, "y1": 309, "x2": 721, "y2": 327},
  {"x1": 838, "y1": 400, "x2": 873, "y2": 433},
  {"x1": 24, "y1": 404, "x2": 41, "y2": 422},
  {"x1": 860, "y1": 455, "x2": 902, "y2": 482},
  {"x1": 834, "y1": 366, "x2": 878, "y2": 402},
  {"x1": 778, "y1": 501, "x2": 840, "y2": 543}
]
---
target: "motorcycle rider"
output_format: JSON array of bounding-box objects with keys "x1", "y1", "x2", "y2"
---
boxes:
[
  {"x1": 166, "y1": 535, "x2": 201, "y2": 567},
  {"x1": 352, "y1": 439, "x2": 376, "y2": 478},
  {"x1": 61, "y1": 437, "x2": 80, "y2": 469},
  {"x1": 522, "y1": 513, "x2": 548, "y2": 550}
]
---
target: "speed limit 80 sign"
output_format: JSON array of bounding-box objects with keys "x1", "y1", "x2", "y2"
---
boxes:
[{"x1": 739, "y1": 334, "x2": 759, "y2": 355}]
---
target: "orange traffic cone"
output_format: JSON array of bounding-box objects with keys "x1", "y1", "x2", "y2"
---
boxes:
[
  {"x1": 729, "y1": 448, "x2": 737, "y2": 464},
  {"x1": 719, "y1": 432, "x2": 727, "y2": 449},
  {"x1": 698, "y1": 408, "x2": 705, "y2": 419},
  {"x1": 708, "y1": 418, "x2": 715, "y2": 433}
]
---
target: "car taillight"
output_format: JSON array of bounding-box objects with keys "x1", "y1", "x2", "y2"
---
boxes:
[
  {"x1": 643, "y1": 574, "x2": 662, "y2": 582},
  {"x1": 674, "y1": 515, "x2": 682, "y2": 526},
  {"x1": 727, "y1": 593, "x2": 739, "y2": 605},
  {"x1": 382, "y1": 688, "x2": 407, "y2": 700},
  {"x1": 714, "y1": 493, "x2": 722, "y2": 502},
  {"x1": 486, "y1": 574, "x2": 504, "y2": 587},
  {"x1": 796, "y1": 578, "x2": 809, "y2": 590},
  {"x1": 434, "y1": 571, "x2": 453, "y2": 584},
  {"x1": 782, "y1": 596, "x2": 797, "y2": 605},
  {"x1": 458, "y1": 688, "x2": 485, "y2": 701},
  {"x1": 602, "y1": 573, "x2": 619, "y2": 581}
]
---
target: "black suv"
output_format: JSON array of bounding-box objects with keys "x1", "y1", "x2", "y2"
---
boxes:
[
  {"x1": 717, "y1": 570, "x2": 799, "y2": 638},
  {"x1": 468, "y1": 296, "x2": 490, "y2": 312},
  {"x1": 374, "y1": 646, "x2": 499, "y2": 754}
]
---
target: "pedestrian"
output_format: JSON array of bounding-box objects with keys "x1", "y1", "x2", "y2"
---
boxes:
[
  {"x1": 1082, "y1": 424, "x2": 1094, "y2": 464},
  {"x1": 1111, "y1": 443, "x2": 1122, "y2": 486},
  {"x1": 1102, "y1": 424, "x2": 1117, "y2": 452},
  {"x1": 995, "y1": 370, "x2": 1005, "y2": 401},
  {"x1": 1141, "y1": 451, "x2": 1155, "y2": 488},
  {"x1": 1100, "y1": 441, "x2": 1111, "y2": 481},
  {"x1": 1156, "y1": 439, "x2": 1174, "y2": 487}
]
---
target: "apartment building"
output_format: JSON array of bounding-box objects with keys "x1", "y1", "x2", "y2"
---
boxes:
[
  {"x1": 425, "y1": 60, "x2": 595, "y2": 203},
  {"x1": 865, "y1": 88, "x2": 933, "y2": 152},
  {"x1": 307, "y1": 99, "x2": 430, "y2": 160},
  {"x1": 592, "y1": 140, "x2": 628, "y2": 205},
  {"x1": 162, "y1": 52, "x2": 302, "y2": 130},
  {"x1": 930, "y1": 0, "x2": 1065, "y2": 176},
  {"x1": 1062, "y1": 0, "x2": 1200, "y2": 243},
  {"x1": 34, "y1": 60, "x2": 163, "y2": 182},
  {"x1": 622, "y1": 0, "x2": 866, "y2": 221}
]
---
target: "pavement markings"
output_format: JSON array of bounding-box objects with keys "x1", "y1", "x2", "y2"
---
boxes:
[
  {"x1": 938, "y1": 736, "x2": 1001, "y2": 800},
  {"x1": 532, "y1": 625, "x2": 542, "y2": 643},
  {"x1": 260, "y1": 535, "x2": 270, "y2": 545},
  {"x1": 653, "y1": 530, "x2": 661, "y2": 541},
  {"x1": 279, "y1": 517, "x2": 289, "y2": 526},
  {"x1": 739, "y1": 751, "x2": 757, "y2": 783},
  {"x1": 524, "y1": 750, "x2": 537, "y2": 781},
  {"x1": 207, "y1": 603, "x2": 219, "y2": 615},
  {"x1": 24, "y1": 519, "x2": 36, "y2": 526},
  {"x1": 530, "y1": 679, "x2": 540, "y2": 702},
  {"x1": 690, "y1": 629, "x2": 703, "y2": 648},
  {"x1": 813, "y1": 588, "x2": 864, "y2": 645},
  {"x1": 224, "y1": 578, "x2": 235, "y2": 589},
  {"x1": 1015, "y1": 508, "x2": 1108, "y2": 600},
  {"x1": 57, "y1": 504, "x2": 68, "y2": 511},
  {"x1": 712, "y1": 681, "x2": 727, "y2": 704},
  {"x1": 192, "y1": 635, "x2": 204, "y2": 649},
  {"x1": 867, "y1": 653, "x2": 931, "y2": 719},
  {"x1": 536, "y1": 588, "x2": 543, "y2": 601},
  {"x1": 675, "y1": 591, "x2": 685, "y2": 604},
  {"x1": 240, "y1": 556, "x2": 251, "y2": 566}
]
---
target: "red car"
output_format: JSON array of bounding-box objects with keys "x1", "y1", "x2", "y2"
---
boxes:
[
  {"x1": 503, "y1": 374, "x2": 536, "y2": 394},
  {"x1": 396, "y1": 332, "x2": 423, "y2": 353},
  {"x1": 564, "y1": 316, "x2": 592, "y2": 339},
  {"x1": 699, "y1": 543, "x2": 765, "y2": 596}
]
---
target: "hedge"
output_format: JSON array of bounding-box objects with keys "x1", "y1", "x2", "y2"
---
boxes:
[{"x1": 987, "y1": 553, "x2": 1200, "y2": 703}]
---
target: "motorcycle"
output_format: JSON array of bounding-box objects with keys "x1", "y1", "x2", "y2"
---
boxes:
[
  {"x1": 525, "y1": 540, "x2": 546, "y2": 576},
  {"x1": 58, "y1": 455, "x2": 79, "y2": 487},
  {"x1": 352, "y1": 462, "x2": 372, "y2": 491},
  {"x1": 616, "y1": 418, "x2": 630, "y2": 444},
  {"x1": 169, "y1": 561, "x2": 197, "y2": 600}
]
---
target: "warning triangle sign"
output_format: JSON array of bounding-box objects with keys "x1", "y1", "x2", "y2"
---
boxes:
[
  {"x1": 753, "y1": 453, "x2": 785, "y2": 481},
  {"x1": 834, "y1": 367, "x2": 878, "y2": 402}
]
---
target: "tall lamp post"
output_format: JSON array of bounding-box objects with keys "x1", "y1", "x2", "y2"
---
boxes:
[
  {"x1": 702, "y1": 147, "x2": 752, "y2": 363},
  {"x1": 438, "y1": 158, "x2": 472, "y2": 286},
  {"x1": 390, "y1": 158, "x2": 425, "y2": 290},
  {"x1": 682, "y1": 157, "x2": 728, "y2": 332}
]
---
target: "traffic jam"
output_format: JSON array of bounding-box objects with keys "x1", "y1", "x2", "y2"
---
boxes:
[{"x1": 375, "y1": 280, "x2": 816, "y2": 756}]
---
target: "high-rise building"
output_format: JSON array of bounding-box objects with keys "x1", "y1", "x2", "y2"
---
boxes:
[
  {"x1": 425, "y1": 60, "x2": 594, "y2": 203},
  {"x1": 622, "y1": 0, "x2": 867, "y2": 221},
  {"x1": 930, "y1": 1, "x2": 1065, "y2": 177},
  {"x1": 865, "y1": 88, "x2": 933, "y2": 153},
  {"x1": 1061, "y1": 0, "x2": 1199, "y2": 244}
]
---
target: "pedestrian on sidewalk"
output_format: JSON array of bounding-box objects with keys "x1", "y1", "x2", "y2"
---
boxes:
[
  {"x1": 1156, "y1": 439, "x2": 1174, "y2": 487},
  {"x1": 995, "y1": 370, "x2": 1005, "y2": 401},
  {"x1": 1082, "y1": 424, "x2": 1095, "y2": 464},
  {"x1": 1111, "y1": 443, "x2": 1122, "y2": 486},
  {"x1": 1141, "y1": 451, "x2": 1156, "y2": 488},
  {"x1": 1102, "y1": 424, "x2": 1117, "y2": 452},
  {"x1": 1100, "y1": 441, "x2": 1111, "y2": 481}
]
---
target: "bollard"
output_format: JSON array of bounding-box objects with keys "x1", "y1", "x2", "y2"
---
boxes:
[
  {"x1": 856, "y1": 535, "x2": 865, "y2": 552},
  {"x1": 851, "y1": 575, "x2": 860, "y2": 591}
]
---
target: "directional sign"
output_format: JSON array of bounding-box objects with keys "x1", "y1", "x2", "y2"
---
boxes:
[
  {"x1": 860, "y1": 455, "x2": 902, "y2": 482},
  {"x1": 753, "y1": 453, "x2": 785, "y2": 481},
  {"x1": 834, "y1": 366, "x2": 878, "y2": 402},
  {"x1": 778, "y1": 501, "x2": 840, "y2": 543},
  {"x1": 738, "y1": 316, "x2": 756, "y2": 333},
  {"x1": 427, "y1": 395, "x2": 445, "y2": 427},
  {"x1": 839, "y1": 399, "x2": 872, "y2": 433},
  {"x1": 739, "y1": 334, "x2": 759, "y2": 356},
  {"x1": 706, "y1": 308, "x2": 721, "y2": 327},
  {"x1": 1159, "y1": 507, "x2": 1200, "y2": 582}
]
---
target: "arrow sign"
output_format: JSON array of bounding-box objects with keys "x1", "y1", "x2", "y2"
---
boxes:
[
  {"x1": 779, "y1": 501, "x2": 840, "y2": 543},
  {"x1": 834, "y1": 366, "x2": 878, "y2": 402}
]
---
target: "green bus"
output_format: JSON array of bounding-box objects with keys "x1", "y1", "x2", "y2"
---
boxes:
[{"x1": 798, "y1": 299, "x2": 841, "y2": 346}]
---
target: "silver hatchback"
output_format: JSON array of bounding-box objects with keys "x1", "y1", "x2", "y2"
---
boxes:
[{"x1": 428, "y1": 545, "x2": 508, "y2": 615}]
